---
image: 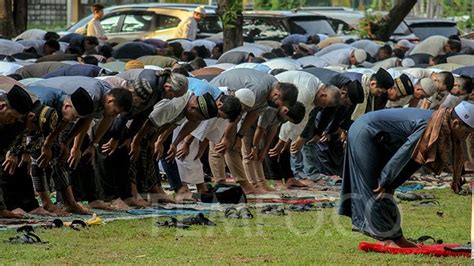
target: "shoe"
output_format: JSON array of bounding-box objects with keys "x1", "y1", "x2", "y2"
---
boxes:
[{"x1": 180, "y1": 213, "x2": 216, "y2": 226}]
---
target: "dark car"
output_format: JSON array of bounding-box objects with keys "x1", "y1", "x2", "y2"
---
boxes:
[
  {"x1": 242, "y1": 11, "x2": 336, "y2": 41},
  {"x1": 392, "y1": 17, "x2": 458, "y2": 41}
]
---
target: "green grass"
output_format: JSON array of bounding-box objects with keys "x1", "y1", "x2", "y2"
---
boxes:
[{"x1": 0, "y1": 189, "x2": 470, "y2": 264}]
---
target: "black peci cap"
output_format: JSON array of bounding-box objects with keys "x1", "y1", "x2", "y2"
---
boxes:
[
  {"x1": 6, "y1": 85, "x2": 34, "y2": 114},
  {"x1": 70, "y1": 87, "x2": 94, "y2": 117}
]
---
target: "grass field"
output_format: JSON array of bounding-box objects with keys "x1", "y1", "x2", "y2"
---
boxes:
[{"x1": 0, "y1": 189, "x2": 470, "y2": 264}]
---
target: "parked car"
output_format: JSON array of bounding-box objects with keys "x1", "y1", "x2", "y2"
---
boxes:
[
  {"x1": 296, "y1": 7, "x2": 364, "y2": 33},
  {"x1": 242, "y1": 11, "x2": 336, "y2": 41},
  {"x1": 61, "y1": 3, "x2": 221, "y2": 41},
  {"x1": 391, "y1": 17, "x2": 458, "y2": 41}
]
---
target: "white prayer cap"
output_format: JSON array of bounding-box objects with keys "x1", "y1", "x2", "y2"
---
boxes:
[
  {"x1": 419, "y1": 78, "x2": 437, "y2": 96},
  {"x1": 396, "y1": 39, "x2": 415, "y2": 49},
  {"x1": 454, "y1": 101, "x2": 474, "y2": 128},
  {"x1": 353, "y1": 49, "x2": 367, "y2": 64},
  {"x1": 235, "y1": 88, "x2": 255, "y2": 108},
  {"x1": 194, "y1": 6, "x2": 206, "y2": 15}
]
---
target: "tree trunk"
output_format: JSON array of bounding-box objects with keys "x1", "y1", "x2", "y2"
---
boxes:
[
  {"x1": 372, "y1": 0, "x2": 417, "y2": 41},
  {"x1": 0, "y1": 0, "x2": 16, "y2": 38},
  {"x1": 217, "y1": 0, "x2": 243, "y2": 52},
  {"x1": 13, "y1": 0, "x2": 27, "y2": 35}
]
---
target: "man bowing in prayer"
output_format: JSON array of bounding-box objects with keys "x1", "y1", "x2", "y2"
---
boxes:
[{"x1": 339, "y1": 101, "x2": 473, "y2": 248}]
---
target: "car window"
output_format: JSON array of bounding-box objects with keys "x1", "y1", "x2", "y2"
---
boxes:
[
  {"x1": 156, "y1": 15, "x2": 180, "y2": 30},
  {"x1": 100, "y1": 15, "x2": 121, "y2": 33},
  {"x1": 198, "y1": 15, "x2": 222, "y2": 34},
  {"x1": 243, "y1": 17, "x2": 289, "y2": 41},
  {"x1": 410, "y1": 24, "x2": 458, "y2": 40},
  {"x1": 121, "y1": 13, "x2": 153, "y2": 32},
  {"x1": 288, "y1": 18, "x2": 336, "y2": 36}
]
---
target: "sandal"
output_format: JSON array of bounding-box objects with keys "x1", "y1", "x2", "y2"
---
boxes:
[
  {"x1": 43, "y1": 219, "x2": 64, "y2": 229},
  {"x1": 224, "y1": 207, "x2": 240, "y2": 219},
  {"x1": 408, "y1": 235, "x2": 443, "y2": 244},
  {"x1": 444, "y1": 243, "x2": 471, "y2": 252},
  {"x1": 180, "y1": 213, "x2": 216, "y2": 226},
  {"x1": 261, "y1": 205, "x2": 286, "y2": 216},
  {"x1": 238, "y1": 207, "x2": 253, "y2": 219},
  {"x1": 156, "y1": 217, "x2": 190, "y2": 229}
]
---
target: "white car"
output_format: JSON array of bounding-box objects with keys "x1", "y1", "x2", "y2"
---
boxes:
[{"x1": 61, "y1": 3, "x2": 221, "y2": 41}]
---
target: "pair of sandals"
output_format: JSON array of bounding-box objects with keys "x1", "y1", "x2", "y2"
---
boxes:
[
  {"x1": 224, "y1": 207, "x2": 253, "y2": 219},
  {"x1": 5, "y1": 226, "x2": 46, "y2": 245},
  {"x1": 156, "y1": 213, "x2": 216, "y2": 229},
  {"x1": 43, "y1": 219, "x2": 88, "y2": 231},
  {"x1": 260, "y1": 205, "x2": 286, "y2": 216},
  {"x1": 288, "y1": 204, "x2": 317, "y2": 212}
]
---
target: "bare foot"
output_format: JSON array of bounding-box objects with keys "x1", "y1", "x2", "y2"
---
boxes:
[
  {"x1": 123, "y1": 197, "x2": 148, "y2": 208},
  {"x1": 44, "y1": 203, "x2": 71, "y2": 216},
  {"x1": 256, "y1": 181, "x2": 276, "y2": 192},
  {"x1": 29, "y1": 207, "x2": 56, "y2": 216},
  {"x1": 285, "y1": 178, "x2": 309, "y2": 189},
  {"x1": 11, "y1": 208, "x2": 27, "y2": 216},
  {"x1": 377, "y1": 240, "x2": 400, "y2": 248},
  {"x1": 175, "y1": 191, "x2": 196, "y2": 203},
  {"x1": 0, "y1": 209, "x2": 24, "y2": 219},
  {"x1": 111, "y1": 198, "x2": 131, "y2": 211},
  {"x1": 88, "y1": 200, "x2": 115, "y2": 211},
  {"x1": 237, "y1": 180, "x2": 257, "y2": 194},
  {"x1": 395, "y1": 237, "x2": 418, "y2": 248},
  {"x1": 150, "y1": 193, "x2": 176, "y2": 204},
  {"x1": 300, "y1": 179, "x2": 317, "y2": 187},
  {"x1": 273, "y1": 180, "x2": 286, "y2": 191},
  {"x1": 64, "y1": 202, "x2": 92, "y2": 215}
]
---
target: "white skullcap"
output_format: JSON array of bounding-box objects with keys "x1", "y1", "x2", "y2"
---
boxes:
[
  {"x1": 401, "y1": 58, "x2": 415, "y2": 68},
  {"x1": 353, "y1": 49, "x2": 367, "y2": 64},
  {"x1": 419, "y1": 78, "x2": 437, "y2": 96},
  {"x1": 235, "y1": 88, "x2": 255, "y2": 108},
  {"x1": 454, "y1": 101, "x2": 474, "y2": 128},
  {"x1": 397, "y1": 39, "x2": 415, "y2": 49},
  {"x1": 194, "y1": 6, "x2": 206, "y2": 15}
]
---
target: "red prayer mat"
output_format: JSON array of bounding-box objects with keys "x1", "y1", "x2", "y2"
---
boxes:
[{"x1": 358, "y1": 242, "x2": 471, "y2": 257}]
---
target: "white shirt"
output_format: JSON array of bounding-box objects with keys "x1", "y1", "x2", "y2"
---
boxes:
[
  {"x1": 0, "y1": 62, "x2": 23, "y2": 75},
  {"x1": 175, "y1": 17, "x2": 198, "y2": 40},
  {"x1": 297, "y1": 55, "x2": 328, "y2": 68},
  {"x1": 14, "y1": 29, "x2": 46, "y2": 41},
  {"x1": 409, "y1": 35, "x2": 447, "y2": 57},
  {"x1": 0, "y1": 39, "x2": 25, "y2": 56},
  {"x1": 319, "y1": 48, "x2": 353, "y2": 66},
  {"x1": 148, "y1": 91, "x2": 191, "y2": 128},
  {"x1": 87, "y1": 18, "x2": 106, "y2": 39},
  {"x1": 262, "y1": 58, "x2": 302, "y2": 71},
  {"x1": 275, "y1": 71, "x2": 322, "y2": 142}
]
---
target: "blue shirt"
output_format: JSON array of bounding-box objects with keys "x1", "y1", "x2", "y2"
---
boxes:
[
  {"x1": 187, "y1": 77, "x2": 222, "y2": 100},
  {"x1": 29, "y1": 76, "x2": 111, "y2": 117},
  {"x1": 281, "y1": 34, "x2": 308, "y2": 45},
  {"x1": 42, "y1": 64, "x2": 102, "y2": 79},
  {"x1": 26, "y1": 86, "x2": 67, "y2": 115}
]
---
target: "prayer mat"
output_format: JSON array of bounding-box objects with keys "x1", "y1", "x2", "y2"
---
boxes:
[{"x1": 358, "y1": 242, "x2": 471, "y2": 257}]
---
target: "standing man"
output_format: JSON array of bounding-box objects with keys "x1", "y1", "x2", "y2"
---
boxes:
[
  {"x1": 87, "y1": 4, "x2": 108, "y2": 41},
  {"x1": 175, "y1": 6, "x2": 206, "y2": 40}
]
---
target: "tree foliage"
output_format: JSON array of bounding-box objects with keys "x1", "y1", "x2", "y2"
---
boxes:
[{"x1": 254, "y1": 0, "x2": 306, "y2": 10}]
